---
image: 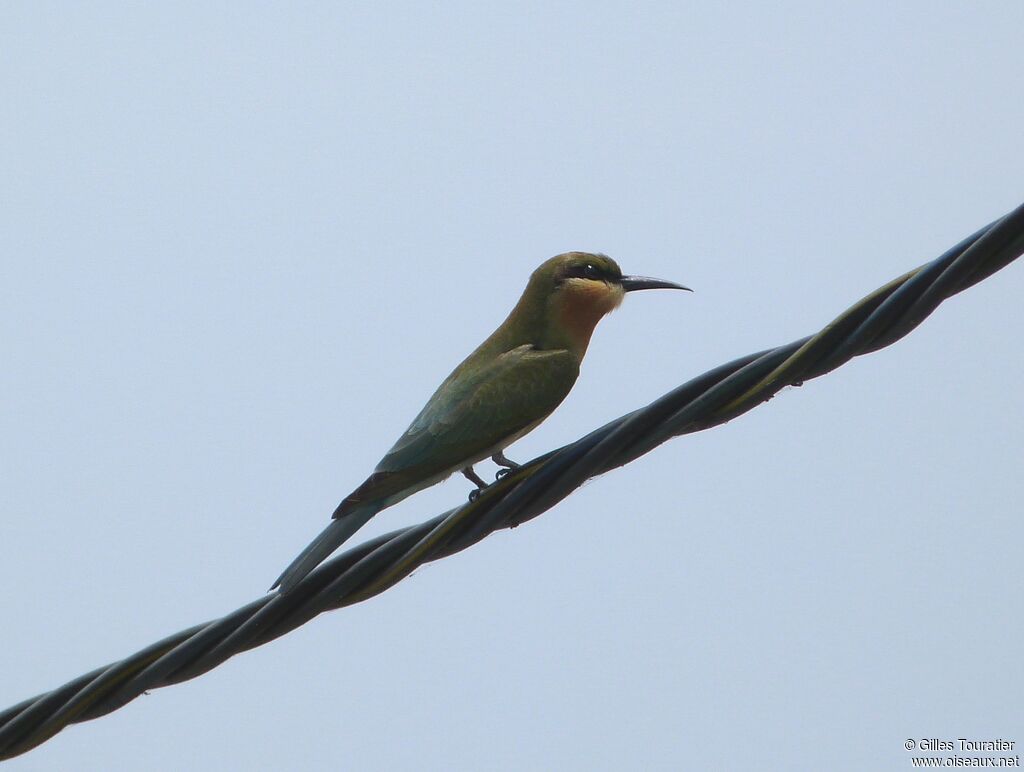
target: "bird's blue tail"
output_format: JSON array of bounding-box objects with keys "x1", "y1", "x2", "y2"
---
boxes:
[{"x1": 271, "y1": 506, "x2": 379, "y2": 593}]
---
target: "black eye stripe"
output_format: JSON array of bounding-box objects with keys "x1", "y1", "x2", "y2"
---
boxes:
[{"x1": 565, "y1": 263, "x2": 607, "y2": 281}]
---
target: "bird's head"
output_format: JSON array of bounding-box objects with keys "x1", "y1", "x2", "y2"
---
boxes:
[{"x1": 523, "y1": 252, "x2": 690, "y2": 354}]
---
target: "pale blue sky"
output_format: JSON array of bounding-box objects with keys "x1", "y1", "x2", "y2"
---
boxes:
[{"x1": 2, "y1": 3, "x2": 1022, "y2": 770}]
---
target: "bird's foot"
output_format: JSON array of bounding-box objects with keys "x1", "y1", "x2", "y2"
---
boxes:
[
  {"x1": 491, "y1": 451, "x2": 521, "y2": 480},
  {"x1": 462, "y1": 465, "x2": 489, "y2": 501}
]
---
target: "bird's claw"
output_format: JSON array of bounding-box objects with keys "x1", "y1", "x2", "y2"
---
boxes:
[
  {"x1": 492, "y1": 452, "x2": 521, "y2": 481},
  {"x1": 462, "y1": 465, "x2": 489, "y2": 499}
]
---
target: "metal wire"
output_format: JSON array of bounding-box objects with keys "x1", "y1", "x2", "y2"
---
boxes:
[{"x1": 2, "y1": 204, "x2": 1022, "y2": 761}]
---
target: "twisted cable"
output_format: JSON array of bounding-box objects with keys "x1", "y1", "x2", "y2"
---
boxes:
[{"x1": 2, "y1": 203, "x2": 1022, "y2": 760}]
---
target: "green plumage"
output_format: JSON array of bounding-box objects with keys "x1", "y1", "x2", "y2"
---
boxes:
[
  {"x1": 337, "y1": 344, "x2": 579, "y2": 512},
  {"x1": 271, "y1": 251, "x2": 686, "y2": 592}
]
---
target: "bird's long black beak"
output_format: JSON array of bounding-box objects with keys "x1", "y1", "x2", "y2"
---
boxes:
[{"x1": 620, "y1": 275, "x2": 692, "y2": 293}]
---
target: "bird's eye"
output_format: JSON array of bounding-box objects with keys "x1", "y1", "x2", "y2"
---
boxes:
[{"x1": 560, "y1": 262, "x2": 607, "y2": 284}]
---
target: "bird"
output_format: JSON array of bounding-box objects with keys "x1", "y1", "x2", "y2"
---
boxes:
[{"x1": 271, "y1": 252, "x2": 689, "y2": 592}]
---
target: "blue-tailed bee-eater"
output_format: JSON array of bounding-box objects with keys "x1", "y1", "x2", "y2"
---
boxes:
[{"x1": 272, "y1": 252, "x2": 689, "y2": 592}]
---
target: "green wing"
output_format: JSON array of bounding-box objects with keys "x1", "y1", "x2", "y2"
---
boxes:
[{"x1": 337, "y1": 345, "x2": 578, "y2": 510}]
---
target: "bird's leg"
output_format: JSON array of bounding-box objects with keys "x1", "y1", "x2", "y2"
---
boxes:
[
  {"x1": 462, "y1": 465, "x2": 489, "y2": 500},
  {"x1": 492, "y1": 451, "x2": 521, "y2": 480}
]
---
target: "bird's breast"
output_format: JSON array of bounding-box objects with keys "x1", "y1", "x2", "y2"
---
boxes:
[{"x1": 557, "y1": 279, "x2": 624, "y2": 351}]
